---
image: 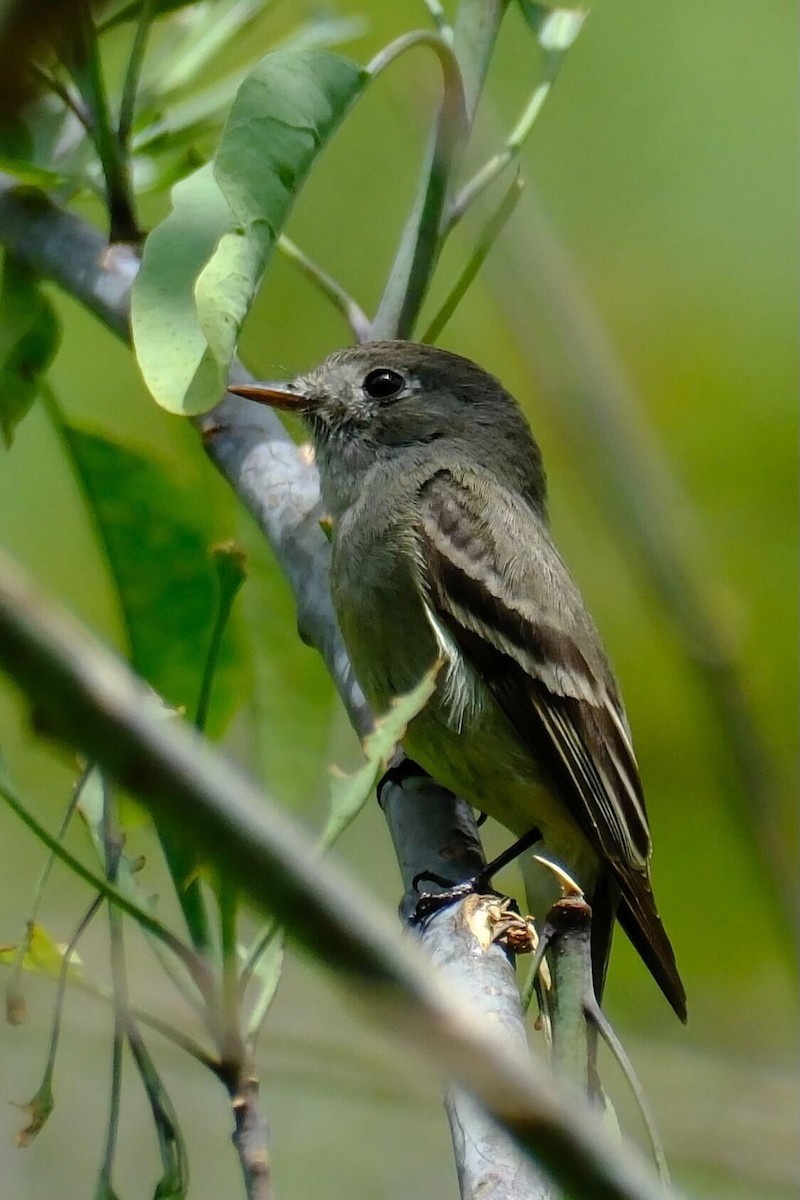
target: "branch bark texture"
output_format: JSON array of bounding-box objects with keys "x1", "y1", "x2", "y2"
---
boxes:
[{"x1": 381, "y1": 765, "x2": 552, "y2": 1199}]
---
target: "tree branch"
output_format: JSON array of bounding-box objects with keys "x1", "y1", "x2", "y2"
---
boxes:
[
  {"x1": 227, "y1": 1075, "x2": 272, "y2": 1200},
  {"x1": 0, "y1": 548, "x2": 683, "y2": 1200},
  {"x1": 380, "y1": 763, "x2": 553, "y2": 1199}
]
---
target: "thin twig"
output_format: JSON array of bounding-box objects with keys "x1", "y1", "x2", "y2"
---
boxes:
[
  {"x1": 227, "y1": 1075, "x2": 272, "y2": 1200},
  {"x1": 118, "y1": 0, "x2": 156, "y2": 147},
  {"x1": 277, "y1": 235, "x2": 371, "y2": 344},
  {"x1": 67, "y1": 8, "x2": 139, "y2": 241},
  {"x1": 2, "y1": 958, "x2": 218, "y2": 1069},
  {"x1": 547, "y1": 897, "x2": 593, "y2": 1094},
  {"x1": 587, "y1": 1001, "x2": 671, "y2": 1186},
  {"x1": 98, "y1": 779, "x2": 126, "y2": 1198},
  {"x1": 28, "y1": 64, "x2": 93, "y2": 132},
  {"x1": 15, "y1": 897, "x2": 102, "y2": 1147},
  {"x1": 421, "y1": 171, "x2": 523, "y2": 343}
]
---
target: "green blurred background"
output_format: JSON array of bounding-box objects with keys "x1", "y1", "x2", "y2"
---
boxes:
[{"x1": 1, "y1": 2, "x2": 797, "y2": 1197}]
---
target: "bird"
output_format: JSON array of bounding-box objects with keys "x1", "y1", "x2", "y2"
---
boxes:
[{"x1": 230, "y1": 341, "x2": 687, "y2": 1021}]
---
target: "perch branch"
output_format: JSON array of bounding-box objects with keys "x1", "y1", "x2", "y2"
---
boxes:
[
  {"x1": 0, "y1": 548, "x2": 683, "y2": 1200},
  {"x1": 380, "y1": 760, "x2": 553, "y2": 1199}
]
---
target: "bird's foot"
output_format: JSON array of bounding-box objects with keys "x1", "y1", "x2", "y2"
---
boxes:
[
  {"x1": 410, "y1": 876, "x2": 540, "y2": 955},
  {"x1": 409, "y1": 872, "x2": 504, "y2": 928},
  {"x1": 409, "y1": 824, "x2": 543, "y2": 930}
]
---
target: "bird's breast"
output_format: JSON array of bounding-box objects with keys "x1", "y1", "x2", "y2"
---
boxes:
[
  {"x1": 331, "y1": 507, "x2": 438, "y2": 713},
  {"x1": 330, "y1": 495, "x2": 594, "y2": 880}
]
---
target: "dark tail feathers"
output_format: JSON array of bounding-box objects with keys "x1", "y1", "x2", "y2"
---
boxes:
[{"x1": 617, "y1": 888, "x2": 687, "y2": 1022}]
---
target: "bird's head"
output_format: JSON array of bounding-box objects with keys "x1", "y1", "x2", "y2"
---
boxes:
[{"x1": 230, "y1": 341, "x2": 546, "y2": 512}]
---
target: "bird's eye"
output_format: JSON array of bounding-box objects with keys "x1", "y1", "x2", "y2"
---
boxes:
[{"x1": 362, "y1": 368, "x2": 405, "y2": 400}]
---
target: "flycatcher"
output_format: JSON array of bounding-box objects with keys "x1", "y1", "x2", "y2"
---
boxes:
[{"x1": 231, "y1": 342, "x2": 686, "y2": 1021}]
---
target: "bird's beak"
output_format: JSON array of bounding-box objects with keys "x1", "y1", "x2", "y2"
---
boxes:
[{"x1": 227, "y1": 381, "x2": 307, "y2": 411}]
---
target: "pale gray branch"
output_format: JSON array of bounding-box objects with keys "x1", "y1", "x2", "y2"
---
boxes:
[{"x1": 380, "y1": 764, "x2": 553, "y2": 1198}]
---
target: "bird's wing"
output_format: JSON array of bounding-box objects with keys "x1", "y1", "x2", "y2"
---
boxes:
[{"x1": 416, "y1": 468, "x2": 686, "y2": 1020}]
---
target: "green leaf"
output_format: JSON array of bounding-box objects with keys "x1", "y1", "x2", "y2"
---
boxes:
[
  {"x1": 244, "y1": 923, "x2": 285, "y2": 1044},
  {"x1": 0, "y1": 95, "x2": 77, "y2": 189},
  {"x1": 318, "y1": 666, "x2": 439, "y2": 851},
  {"x1": 57, "y1": 420, "x2": 243, "y2": 728},
  {"x1": 131, "y1": 162, "x2": 233, "y2": 415},
  {"x1": 53, "y1": 418, "x2": 246, "y2": 953},
  {"x1": 0, "y1": 258, "x2": 60, "y2": 448},
  {"x1": 195, "y1": 542, "x2": 247, "y2": 732},
  {"x1": 132, "y1": 50, "x2": 367, "y2": 415},
  {"x1": 201, "y1": 50, "x2": 367, "y2": 381},
  {"x1": 127, "y1": 1026, "x2": 190, "y2": 1200}
]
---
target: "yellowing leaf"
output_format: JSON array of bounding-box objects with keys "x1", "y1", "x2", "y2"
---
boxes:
[{"x1": 0, "y1": 923, "x2": 84, "y2": 983}]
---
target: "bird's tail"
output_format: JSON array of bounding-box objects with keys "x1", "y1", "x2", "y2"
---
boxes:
[{"x1": 617, "y1": 885, "x2": 687, "y2": 1022}]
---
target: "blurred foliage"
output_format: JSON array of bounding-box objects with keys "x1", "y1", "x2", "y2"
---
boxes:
[{"x1": 0, "y1": 1, "x2": 797, "y2": 1199}]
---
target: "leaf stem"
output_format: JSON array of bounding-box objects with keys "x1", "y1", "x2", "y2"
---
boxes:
[
  {"x1": 447, "y1": 5, "x2": 586, "y2": 232},
  {"x1": 422, "y1": 0, "x2": 453, "y2": 39},
  {"x1": 1, "y1": 955, "x2": 217, "y2": 1069},
  {"x1": 218, "y1": 876, "x2": 243, "y2": 1065},
  {"x1": 239, "y1": 920, "x2": 279, "y2": 994}
]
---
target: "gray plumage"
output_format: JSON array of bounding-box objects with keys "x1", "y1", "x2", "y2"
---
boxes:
[{"x1": 241, "y1": 341, "x2": 686, "y2": 1020}]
